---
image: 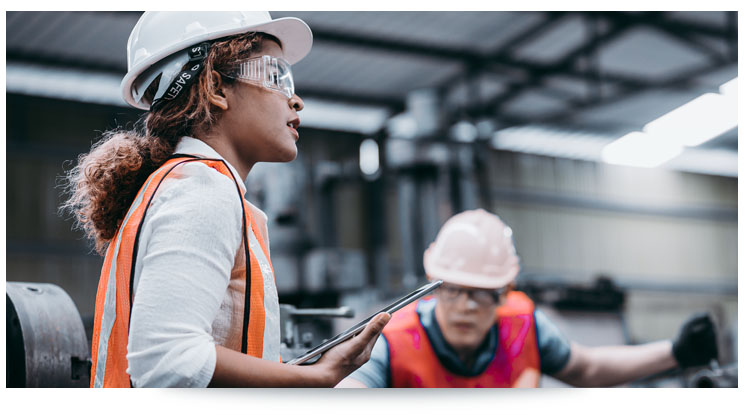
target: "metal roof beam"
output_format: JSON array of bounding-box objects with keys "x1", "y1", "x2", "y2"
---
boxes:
[
  {"x1": 312, "y1": 22, "x2": 684, "y2": 110},
  {"x1": 472, "y1": 13, "x2": 638, "y2": 118},
  {"x1": 484, "y1": 11, "x2": 568, "y2": 56},
  {"x1": 575, "y1": 11, "x2": 735, "y2": 40},
  {"x1": 498, "y1": 60, "x2": 734, "y2": 131},
  {"x1": 313, "y1": 24, "x2": 649, "y2": 87},
  {"x1": 573, "y1": 11, "x2": 733, "y2": 63},
  {"x1": 470, "y1": 11, "x2": 737, "y2": 127},
  {"x1": 313, "y1": 28, "x2": 479, "y2": 62}
]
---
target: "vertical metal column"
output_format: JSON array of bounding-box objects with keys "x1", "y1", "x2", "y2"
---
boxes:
[
  {"x1": 456, "y1": 145, "x2": 479, "y2": 211},
  {"x1": 418, "y1": 172, "x2": 441, "y2": 277},
  {"x1": 397, "y1": 176, "x2": 419, "y2": 290}
]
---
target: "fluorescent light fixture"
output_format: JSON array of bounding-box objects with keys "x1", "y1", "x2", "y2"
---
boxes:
[
  {"x1": 602, "y1": 131, "x2": 683, "y2": 168},
  {"x1": 6, "y1": 62, "x2": 125, "y2": 107},
  {"x1": 602, "y1": 77, "x2": 736, "y2": 169},
  {"x1": 359, "y1": 138, "x2": 380, "y2": 176},
  {"x1": 492, "y1": 126, "x2": 612, "y2": 161},
  {"x1": 720, "y1": 77, "x2": 737, "y2": 96},
  {"x1": 643, "y1": 91, "x2": 737, "y2": 147},
  {"x1": 300, "y1": 98, "x2": 391, "y2": 135},
  {"x1": 664, "y1": 147, "x2": 738, "y2": 177},
  {"x1": 491, "y1": 125, "x2": 734, "y2": 176}
]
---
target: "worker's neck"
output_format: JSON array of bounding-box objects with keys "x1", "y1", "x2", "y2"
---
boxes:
[
  {"x1": 453, "y1": 347, "x2": 478, "y2": 369},
  {"x1": 193, "y1": 127, "x2": 254, "y2": 181}
]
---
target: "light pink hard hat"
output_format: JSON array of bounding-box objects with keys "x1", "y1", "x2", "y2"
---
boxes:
[{"x1": 423, "y1": 209, "x2": 520, "y2": 289}]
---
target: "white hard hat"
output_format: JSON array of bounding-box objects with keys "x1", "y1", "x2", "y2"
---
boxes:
[
  {"x1": 423, "y1": 209, "x2": 520, "y2": 290},
  {"x1": 121, "y1": 11, "x2": 313, "y2": 110}
]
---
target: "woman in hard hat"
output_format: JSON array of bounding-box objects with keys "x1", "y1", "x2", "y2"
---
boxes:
[
  {"x1": 62, "y1": 11, "x2": 389, "y2": 387},
  {"x1": 338, "y1": 209, "x2": 719, "y2": 388}
]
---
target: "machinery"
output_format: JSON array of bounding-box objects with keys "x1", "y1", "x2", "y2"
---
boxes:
[
  {"x1": 6, "y1": 281, "x2": 736, "y2": 387},
  {"x1": 688, "y1": 363, "x2": 738, "y2": 388},
  {"x1": 278, "y1": 304, "x2": 356, "y2": 364},
  {"x1": 6, "y1": 282, "x2": 91, "y2": 387},
  {"x1": 6, "y1": 282, "x2": 356, "y2": 386}
]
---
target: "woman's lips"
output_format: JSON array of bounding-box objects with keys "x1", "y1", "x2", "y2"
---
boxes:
[
  {"x1": 288, "y1": 125, "x2": 299, "y2": 140},
  {"x1": 287, "y1": 119, "x2": 300, "y2": 140}
]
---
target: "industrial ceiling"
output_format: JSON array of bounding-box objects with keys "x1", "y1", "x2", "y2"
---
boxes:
[{"x1": 5, "y1": 11, "x2": 739, "y2": 175}]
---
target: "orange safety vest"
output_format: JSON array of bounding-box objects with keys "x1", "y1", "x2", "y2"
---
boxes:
[
  {"x1": 89, "y1": 155, "x2": 276, "y2": 387},
  {"x1": 385, "y1": 291, "x2": 541, "y2": 388}
]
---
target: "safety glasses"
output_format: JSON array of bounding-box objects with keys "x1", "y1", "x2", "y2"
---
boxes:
[
  {"x1": 224, "y1": 55, "x2": 294, "y2": 99},
  {"x1": 438, "y1": 284, "x2": 506, "y2": 306}
]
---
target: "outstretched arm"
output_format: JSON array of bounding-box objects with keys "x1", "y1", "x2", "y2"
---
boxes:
[
  {"x1": 552, "y1": 340, "x2": 676, "y2": 387},
  {"x1": 552, "y1": 313, "x2": 718, "y2": 387}
]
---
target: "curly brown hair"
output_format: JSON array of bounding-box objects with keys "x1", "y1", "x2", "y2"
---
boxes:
[{"x1": 61, "y1": 32, "x2": 278, "y2": 254}]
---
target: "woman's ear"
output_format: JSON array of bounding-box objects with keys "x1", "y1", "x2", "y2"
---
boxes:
[{"x1": 207, "y1": 70, "x2": 229, "y2": 110}]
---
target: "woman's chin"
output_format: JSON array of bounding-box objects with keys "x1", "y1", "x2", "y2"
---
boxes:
[{"x1": 273, "y1": 146, "x2": 298, "y2": 163}]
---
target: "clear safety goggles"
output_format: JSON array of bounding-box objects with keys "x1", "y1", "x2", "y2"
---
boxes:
[
  {"x1": 438, "y1": 283, "x2": 506, "y2": 306},
  {"x1": 225, "y1": 55, "x2": 295, "y2": 99}
]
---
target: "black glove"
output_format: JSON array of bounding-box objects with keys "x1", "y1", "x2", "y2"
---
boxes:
[{"x1": 672, "y1": 312, "x2": 718, "y2": 368}]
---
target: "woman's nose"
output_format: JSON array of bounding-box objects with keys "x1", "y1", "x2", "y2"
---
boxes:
[{"x1": 289, "y1": 94, "x2": 304, "y2": 111}]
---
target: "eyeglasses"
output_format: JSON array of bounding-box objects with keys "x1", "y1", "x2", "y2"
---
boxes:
[
  {"x1": 438, "y1": 284, "x2": 505, "y2": 306},
  {"x1": 223, "y1": 55, "x2": 295, "y2": 99}
]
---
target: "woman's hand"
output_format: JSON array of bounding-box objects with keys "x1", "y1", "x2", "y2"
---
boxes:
[
  {"x1": 210, "y1": 312, "x2": 390, "y2": 387},
  {"x1": 312, "y1": 312, "x2": 391, "y2": 386}
]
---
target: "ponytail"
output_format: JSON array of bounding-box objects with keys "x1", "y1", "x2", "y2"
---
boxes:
[{"x1": 60, "y1": 125, "x2": 178, "y2": 254}]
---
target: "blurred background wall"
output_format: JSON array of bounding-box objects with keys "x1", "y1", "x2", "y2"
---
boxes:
[{"x1": 5, "y1": 11, "x2": 738, "y2": 386}]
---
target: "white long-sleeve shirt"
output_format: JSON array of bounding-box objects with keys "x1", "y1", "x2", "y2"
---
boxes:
[{"x1": 126, "y1": 137, "x2": 277, "y2": 387}]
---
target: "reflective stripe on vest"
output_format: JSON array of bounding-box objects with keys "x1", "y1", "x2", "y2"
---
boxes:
[
  {"x1": 248, "y1": 224, "x2": 280, "y2": 360},
  {"x1": 90, "y1": 156, "x2": 277, "y2": 387},
  {"x1": 385, "y1": 291, "x2": 541, "y2": 388}
]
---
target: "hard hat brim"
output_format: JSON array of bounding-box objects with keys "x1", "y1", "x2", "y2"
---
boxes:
[
  {"x1": 423, "y1": 253, "x2": 519, "y2": 290},
  {"x1": 425, "y1": 267, "x2": 519, "y2": 290},
  {"x1": 121, "y1": 16, "x2": 313, "y2": 110}
]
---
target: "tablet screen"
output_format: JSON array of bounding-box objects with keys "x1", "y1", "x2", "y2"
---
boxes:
[{"x1": 286, "y1": 279, "x2": 443, "y2": 365}]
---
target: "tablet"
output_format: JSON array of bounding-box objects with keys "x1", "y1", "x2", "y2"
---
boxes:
[{"x1": 286, "y1": 279, "x2": 443, "y2": 365}]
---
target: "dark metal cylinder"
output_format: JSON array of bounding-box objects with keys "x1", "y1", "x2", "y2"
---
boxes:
[
  {"x1": 689, "y1": 365, "x2": 738, "y2": 388},
  {"x1": 6, "y1": 282, "x2": 90, "y2": 387}
]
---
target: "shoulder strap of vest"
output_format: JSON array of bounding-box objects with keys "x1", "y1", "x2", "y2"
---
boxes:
[
  {"x1": 127, "y1": 154, "x2": 254, "y2": 355},
  {"x1": 497, "y1": 290, "x2": 535, "y2": 317}
]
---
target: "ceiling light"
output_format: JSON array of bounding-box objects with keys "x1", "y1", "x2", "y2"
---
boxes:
[
  {"x1": 720, "y1": 77, "x2": 737, "y2": 96},
  {"x1": 300, "y1": 98, "x2": 391, "y2": 135},
  {"x1": 359, "y1": 138, "x2": 380, "y2": 177},
  {"x1": 643, "y1": 92, "x2": 737, "y2": 147},
  {"x1": 601, "y1": 131, "x2": 683, "y2": 168},
  {"x1": 492, "y1": 126, "x2": 611, "y2": 160},
  {"x1": 643, "y1": 77, "x2": 737, "y2": 147},
  {"x1": 490, "y1": 125, "x2": 735, "y2": 176}
]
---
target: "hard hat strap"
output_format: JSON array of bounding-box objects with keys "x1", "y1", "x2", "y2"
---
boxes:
[{"x1": 150, "y1": 42, "x2": 211, "y2": 112}]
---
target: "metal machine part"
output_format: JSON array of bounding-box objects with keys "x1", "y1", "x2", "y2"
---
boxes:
[
  {"x1": 689, "y1": 363, "x2": 738, "y2": 388},
  {"x1": 517, "y1": 275, "x2": 626, "y2": 312},
  {"x1": 6, "y1": 282, "x2": 91, "y2": 387},
  {"x1": 287, "y1": 280, "x2": 442, "y2": 365},
  {"x1": 279, "y1": 304, "x2": 355, "y2": 363}
]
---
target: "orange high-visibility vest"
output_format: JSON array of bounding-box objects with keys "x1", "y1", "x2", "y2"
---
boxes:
[
  {"x1": 89, "y1": 156, "x2": 276, "y2": 387},
  {"x1": 385, "y1": 291, "x2": 541, "y2": 388}
]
